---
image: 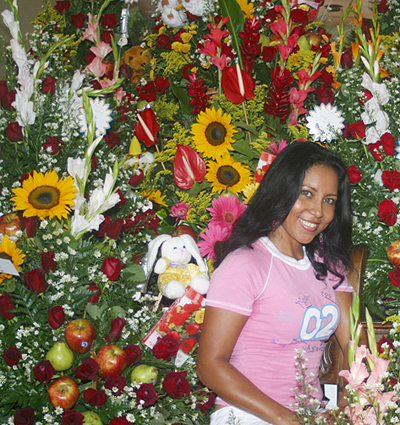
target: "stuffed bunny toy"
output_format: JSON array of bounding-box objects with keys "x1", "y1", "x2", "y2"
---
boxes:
[{"x1": 147, "y1": 234, "x2": 210, "y2": 299}]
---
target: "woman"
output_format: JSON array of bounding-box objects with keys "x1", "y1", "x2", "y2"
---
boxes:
[{"x1": 197, "y1": 142, "x2": 357, "y2": 425}]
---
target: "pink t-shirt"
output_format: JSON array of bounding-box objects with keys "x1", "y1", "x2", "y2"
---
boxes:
[{"x1": 206, "y1": 237, "x2": 353, "y2": 410}]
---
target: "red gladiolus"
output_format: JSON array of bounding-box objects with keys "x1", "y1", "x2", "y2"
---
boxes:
[
  {"x1": 221, "y1": 65, "x2": 255, "y2": 103},
  {"x1": 0, "y1": 292, "x2": 15, "y2": 320},
  {"x1": 173, "y1": 144, "x2": 206, "y2": 190},
  {"x1": 48, "y1": 306, "x2": 65, "y2": 329},
  {"x1": 54, "y1": 0, "x2": 70, "y2": 13},
  {"x1": 135, "y1": 108, "x2": 159, "y2": 147},
  {"x1": 382, "y1": 170, "x2": 400, "y2": 192},
  {"x1": 378, "y1": 199, "x2": 398, "y2": 226},
  {"x1": 71, "y1": 13, "x2": 85, "y2": 29},
  {"x1": 101, "y1": 257, "x2": 124, "y2": 281},
  {"x1": 347, "y1": 165, "x2": 362, "y2": 184},
  {"x1": 4, "y1": 121, "x2": 23, "y2": 142},
  {"x1": 24, "y1": 268, "x2": 47, "y2": 294},
  {"x1": 270, "y1": 19, "x2": 287, "y2": 38},
  {"x1": 41, "y1": 75, "x2": 57, "y2": 95}
]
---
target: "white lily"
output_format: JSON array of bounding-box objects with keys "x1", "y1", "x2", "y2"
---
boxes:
[
  {"x1": 67, "y1": 157, "x2": 87, "y2": 196},
  {"x1": 365, "y1": 126, "x2": 380, "y2": 145},
  {"x1": 70, "y1": 70, "x2": 85, "y2": 94},
  {"x1": 1, "y1": 9, "x2": 19, "y2": 40},
  {"x1": 10, "y1": 39, "x2": 27, "y2": 69},
  {"x1": 70, "y1": 211, "x2": 104, "y2": 236}
]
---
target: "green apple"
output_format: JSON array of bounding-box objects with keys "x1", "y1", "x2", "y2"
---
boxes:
[
  {"x1": 297, "y1": 35, "x2": 311, "y2": 51},
  {"x1": 131, "y1": 364, "x2": 158, "y2": 384},
  {"x1": 82, "y1": 411, "x2": 103, "y2": 425},
  {"x1": 46, "y1": 341, "x2": 74, "y2": 371}
]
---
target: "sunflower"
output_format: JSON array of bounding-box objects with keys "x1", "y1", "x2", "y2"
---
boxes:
[
  {"x1": 206, "y1": 155, "x2": 252, "y2": 194},
  {"x1": 0, "y1": 235, "x2": 25, "y2": 284},
  {"x1": 243, "y1": 182, "x2": 260, "y2": 204},
  {"x1": 11, "y1": 170, "x2": 76, "y2": 220},
  {"x1": 191, "y1": 107, "x2": 236, "y2": 160}
]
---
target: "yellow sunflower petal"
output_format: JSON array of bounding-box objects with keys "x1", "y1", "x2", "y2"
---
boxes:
[{"x1": 0, "y1": 235, "x2": 25, "y2": 284}]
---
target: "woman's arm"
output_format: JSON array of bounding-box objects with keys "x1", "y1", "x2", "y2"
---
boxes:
[{"x1": 196, "y1": 306, "x2": 299, "y2": 425}]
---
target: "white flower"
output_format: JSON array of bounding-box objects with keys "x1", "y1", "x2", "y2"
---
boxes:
[
  {"x1": 70, "y1": 70, "x2": 85, "y2": 94},
  {"x1": 70, "y1": 212, "x2": 104, "y2": 236},
  {"x1": 1, "y1": 9, "x2": 19, "y2": 40},
  {"x1": 10, "y1": 39, "x2": 27, "y2": 69}
]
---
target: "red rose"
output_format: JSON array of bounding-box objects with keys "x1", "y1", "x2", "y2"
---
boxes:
[
  {"x1": 156, "y1": 34, "x2": 172, "y2": 49},
  {"x1": 105, "y1": 316, "x2": 126, "y2": 343},
  {"x1": 14, "y1": 406, "x2": 35, "y2": 425},
  {"x1": 106, "y1": 218, "x2": 124, "y2": 240},
  {"x1": 115, "y1": 189, "x2": 128, "y2": 209},
  {"x1": 377, "y1": 335, "x2": 395, "y2": 353},
  {"x1": 137, "y1": 82, "x2": 157, "y2": 102},
  {"x1": 104, "y1": 374, "x2": 127, "y2": 396},
  {"x1": 54, "y1": 0, "x2": 70, "y2": 13},
  {"x1": 48, "y1": 305, "x2": 65, "y2": 329},
  {"x1": 380, "y1": 132, "x2": 396, "y2": 156},
  {"x1": 347, "y1": 165, "x2": 362, "y2": 184},
  {"x1": 101, "y1": 13, "x2": 117, "y2": 28},
  {"x1": 315, "y1": 85, "x2": 334, "y2": 105},
  {"x1": 91, "y1": 154, "x2": 98, "y2": 171},
  {"x1": 24, "y1": 268, "x2": 47, "y2": 294},
  {"x1": 0, "y1": 83, "x2": 16, "y2": 110},
  {"x1": 368, "y1": 142, "x2": 384, "y2": 161},
  {"x1": 101, "y1": 257, "x2": 124, "y2": 281},
  {"x1": 74, "y1": 358, "x2": 99, "y2": 381},
  {"x1": 20, "y1": 216, "x2": 37, "y2": 237},
  {"x1": 128, "y1": 170, "x2": 144, "y2": 188},
  {"x1": 41, "y1": 251, "x2": 57, "y2": 272},
  {"x1": 109, "y1": 418, "x2": 130, "y2": 425},
  {"x1": 0, "y1": 292, "x2": 15, "y2": 320},
  {"x1": 155, "y1": 75, "x2": 170, "y2": 94},
  {"x1": 340, "y1": 49, "x2": 354, "y2": 69},
  {"x1": 41, "y1": 75, "x2": 57, "y2": 95},
  {"x1": 95, "y1": 215, "x2": 111, "y2": 237},
  {"x1": 179, "y1": 337, "x2": 197, "y2": 354},
  {"x1": 101, "y1": 30, "x2": 114, "y2": 44},
  {"x1": 71, "y1": 13, "x2": 85, "y2": 29},
  {"x1": 346, "y1": 121, "x2": 366, "y2": 139},
  {"x1": 4, "y1": 121, "x2": 23, "y2": 142},
  {"x1": 33, "y1": 360, "x2": 55, "y2": 384},
  {"x1": 124, "y1": 344, "x2": 142, "y2": 366},
  {"x1": 135, "y1": 383, "x2": 159, "y2": 406},
  {"x1": 196, "y1": 389, "x2": 216, "y2": 413},
  {"x1": 3, "y1": 345, "x2": 22, "y2": 366},
  {"x1": 378, "y1": 0, "x2": 388, "y2": 13},
  {"x1": 389, "y1": 267, "x2": 400, "y2": 287},
  {"x1": 88, "y1": 282, "x2": 101, "y2": 304},
  {"x1": 382, "y1": 170, "x2": 400, "y2": 192},
  {"x1": 378, "y1": 199, "x2": 398, "y2": 226},
  {"x1": 83, "y1": 388, "x2": 108, "y2": 408},
  {"x1": 162, "y1": 371, "x2": 191, "y2": 398},
  {"x1": 168, "y1": 310, "x2": 190, "y2": 326},
  {"x1": 42, "y1": 136, "x2": 63, "y2": 155},
  {"x1": 104, "y1": 131, "x2": 121, "y2": 148},
  {"x1": 62, "y1": 409, "x2": 84, "y2": 425},
  {"x1": 152, "y1": 334, "x2": 179, "y2": 361}
]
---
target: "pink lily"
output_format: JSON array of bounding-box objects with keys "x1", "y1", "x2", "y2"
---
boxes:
[
  {"x1": 339, "y1": 361, "x2": 369, "y2": 390},
  {"x1": 90, "y1": 42, "x2": 112, "y2": 60},
  {"x1": 82, "y1": 13, "x2": 99, "y2": 43},
  {"x1": 86, "y1": 57, "x2": 107, "y2": 78}
]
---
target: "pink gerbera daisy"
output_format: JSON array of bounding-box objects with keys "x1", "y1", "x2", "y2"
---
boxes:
[
  {"x1": 197, "y1": 223, "x2": 230, "y2": 261},
  {"x1": 207, "y1": 195, "x2": 246, "y2": 231}
]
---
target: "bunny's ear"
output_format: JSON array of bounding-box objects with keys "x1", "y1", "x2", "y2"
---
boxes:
[
  {"x1": 147, "y1": 235, "x2": 172, "y2": 274},
  {"x1": 180, "y1": 234, "x2": 208, "y2": 273}
]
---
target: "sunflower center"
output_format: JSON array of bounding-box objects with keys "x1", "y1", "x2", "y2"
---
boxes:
[
  {"x1": 217, "y1": 166, "x2": 240, "y2": 187},
  {"x1": 28, "y1": 186, "x2": 60, "y2": 210},
  {"x1": 205, "y1": 122, "x2": 227, "y2": 146}
]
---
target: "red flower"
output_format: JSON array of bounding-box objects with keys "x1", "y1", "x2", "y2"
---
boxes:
[
  {"x1": 221, "y1": 65, "x2": 255, "y2": 103},
  {"x1": 347, "y1": 165, "x2": 362, "y2": 184},
  {"x1": 173, "y1": 144, "x2": 206, "y2": 190},
  {"x1": 368, "y1": 142, "x2": 384, "y2": 162},
  {"x1": 0, "y1": 292, "x2": 15, "y2": 320},
  {"x1": 71, "y1": 13, "x2": 85, "y2": 29},
  {"x1": 168, "y1": 310, "x2": 190, "y2": 327},
  {"x1": 4, "y1": 121, "x2": 23, "y2": 142},
  {"x1": 42, "y1": 136, "x2": 63, "y2": 155},
  {"x1": 62, "y1": 410, "x2": 84, "y2": 425},
  {"x1": 262, "y1": 45, "x2": 277, "y2": 62},
  {"x1": 104, "y1": 375, "x2": 127, "y2": 396},
  {"x1": 185, "y1": 323, "x2": 201, "y2": 335},
  {"x1": 41, "y1": 251, "x2": 57, "y2": 272},
  {"x1": 74, "y1": 358, "x2": 99, "y2": 381},
  {"x1": 124, "y1": 344, "x2": 142, "y2": 366},
  {"x1": 135, "y1": 108, "x2": 159, "y2": 147},
  {"x1": 109, "y1": 417, "x2": 130, "y2": 425},
  {"x1": 14, "y1": 406, "x2": 35, "y2": 425},
  {"x1": 389, "y1": 267, "x2": 400, "y2": 287},
  {"x1": 54, "y1": 0, "x2": 70, "y2": 13},
  {"x1": 48, "y1": 306, "x2": 65, "y2": 329},
  {"x1": 155, "y1": 75, "x2": 170, "y2": 94},
  {"x1": 101, "y1": 257, "x2": 124, "y2": 281},
  {"x1": 104, "y1": 131, "x2": 121, "y2": 148},
  {"x1": 152, "y1": 334, "x2": 179, "y2": 361},
  {"x1": 41, "y1": 75, "x2": 57, "y2": 95},
  {"x1": 382, "y1": 170, "x2": 400, "y2": 192},
  {"x1": 128, "y1": 169, "x2": 144, "y2": 188},
  {"x1": 315, "y1": 85, "x2": 334, "y2": 105},
  {"x1": 380, "y1": 132, "x2": 396, "y2": 156},
  {"x1": 179, "y1": 337, "x2": 197, "y2": 354},
  {"x1": 0, "y1": 82, "x2": 16, "y2": 110},
  {"x1": 378, "y1": 199, "x2": 398, "y2": 226},
  {"x1": 101, "y1": 30, "x2": 114, "y2": 44},
  {"x1": 3, "y1": 345, "x2": 22, "y2": 366},
  {"x1": 346, "y1": 121, "x2": 366, "y2": 139},
  {"x1": 377, "y1": 335, "x2": 395, "y2": 353},
  {"x1": 196, "y1": 390, "x2": 216, "y2": 413},
  {"x1": 24, "y1": 268, "x2": 47, "y2": 294},
  {"x1": 88, "y1": 282, "x2": 101, "y2": 304},
  {"x1": 106, "y1": 218, "x2": 124, "y2": 240},
  {"x1": 136, "y1": 383, "x2": 159, "y2": 406},
  {"x1": 83, "y1": 388, "x2": 108, "y2": 408},
  {"x1": 101, "y1": 13, "x2": 117, "y2": 29},
  {"x1": 20, "y1": 216, "x2": 37, "y2": 237},
  {"x1": 105, "y1": 316, "x2": 126, "y2": 343},
  {"x1": 377, "y1": 0, "x2": 388, "y2": 13},
  {"x1": 33, "y1": 360, "x2": 55, "y2": 384},
  {"x1": 162, "y1": 371, "x2": 191, "y2": 398},
  {"x1": 137, "y1": 82, "x2": 157, "y2": 102},
  {"x1": 156, "y1": 34, "x2": 172, "y2": 49}
]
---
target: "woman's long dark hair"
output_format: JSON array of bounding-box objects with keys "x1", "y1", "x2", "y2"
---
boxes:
[{"x1": 215, "y1": 142, "x2": 353, "y2": 283}]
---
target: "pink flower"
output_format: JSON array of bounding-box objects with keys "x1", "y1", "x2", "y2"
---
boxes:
[
  {"x1": 199, "y1": 40, "x2": 217, "y2": 57},
  {"x1": 90, "y1": 42, "x2": 112, "y2": 59},
  {"x1": 270, "y1": 19, "x2": 287, "y2": 38},
  {"x1": 269, "y1": 140, "x2": 287, "y2": 154},
  {"x1": 204, "y1": 28, "x2": 229, "y2": 48},
  {"x1": 170, "y1": 202, "x2": 192, "y2": 220},
  {"x1": 198, "y1": 224, "x2": 230, "y2": 261},
  {"x1": 207, "y1": 195, "x2": 246, "y2": 232},
  {"x1": 82, "y1": 13, "x2": 99, "y2": 43},
  {"x1": 339, "y1": 360, "x2": 369, "y2": 390},
  {"x1": 366, "y1": 353, "x2": 390, "y2": 386},
  {"x1": 86, "y1": 57, "x2": 107, "y2": 78}
]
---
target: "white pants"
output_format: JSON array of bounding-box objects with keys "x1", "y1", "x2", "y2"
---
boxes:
[{"x1": 209, "y1": 406, "x2": 273, "y2": 425}]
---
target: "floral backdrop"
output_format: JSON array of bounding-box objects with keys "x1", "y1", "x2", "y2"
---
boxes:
[{"x1": 0, "y1": 0, "x2": 400, "y2": 424}]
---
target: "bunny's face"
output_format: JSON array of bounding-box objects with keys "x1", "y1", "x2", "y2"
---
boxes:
[{"x1": 161, "y1": 237, "x2": 192, "y2": 264}]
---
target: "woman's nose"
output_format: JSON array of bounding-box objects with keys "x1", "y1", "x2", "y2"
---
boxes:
[{"x1": 309, "y1": 201, "x2": 323, "y2": 218}]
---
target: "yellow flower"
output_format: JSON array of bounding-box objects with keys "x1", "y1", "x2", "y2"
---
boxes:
[
  {"x1": 171, "y1": 41, "x2": 191, "y2": 54},
  {"x1": 143, "y1": 189, "x2": 168, "y2": 207},
  {"x1": 236, "y1": 0, "x2": 254, "y2": 19},
  {"x1": 0, "y1": 235, "x2": 25, "y2": 284},
  {"x1": 181, "y1": 32, "x2": 193, "y2": 43},
  {"x1": 192, "y1": 107, "x2": 236, "y2": 160},
  {"x1": 11, "y1": 171, "x2": 76, "y2": 220},
  {"x1": 206, "y1": 155, "x2": 252, "y2": 194},
  {"x1": 243, "y1": 182, "x2": 260, "y2": 204}
]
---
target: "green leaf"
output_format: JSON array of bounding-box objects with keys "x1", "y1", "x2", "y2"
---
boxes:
[
  {"x1": 124, "y1": 263, "x2": 146, "y2": 283},
  {"x1": 169, "y1": 78, "x2": 192, "y2": 116},
  {"x1": 233, "y1": 139, "x2": 260, "y2": 160},
  {"x1": 218, "y1": 0, "x2": 245, "y2": 68},
  {"x1": 86, "y1": 302, "x2": 108, "y2": 320}
]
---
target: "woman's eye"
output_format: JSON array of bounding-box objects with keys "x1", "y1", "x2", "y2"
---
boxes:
[
  {"x1": 325, "y1": 198, "x2": 336, "y2": 205},
  {"x1": 301, "y1": 190, "x2": 312, "y2": 197}
]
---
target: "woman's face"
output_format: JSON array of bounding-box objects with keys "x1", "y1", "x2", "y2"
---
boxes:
[{"x1": 269, "y1": 164, "x2": 339, "y2": 259}]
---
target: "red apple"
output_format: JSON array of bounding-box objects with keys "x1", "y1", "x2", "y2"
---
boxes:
[
  {"x1": 387, "y1": 240, "x2": 400, "y2": 266},
  {"x1": 65, "y1": 318, "x2": 96, "y2": 353},
  {"x1": 171, "y1": 224, "x2": 197, "y2": 241},
  {"x1": 95, "y1": 344, "x2": 127, "y2": 378},
  {"x1": 48, "y1": 376, "x2": 79, "y2": 409},
  {"x1": 0, "y1": 213, "x2": 21, "y2": 237}
]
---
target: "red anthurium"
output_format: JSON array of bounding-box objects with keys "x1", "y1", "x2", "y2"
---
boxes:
[
  {"x1": 135, "y1": 108, "x2": 159, "y2": 147},
  {"x1": 173, "y1": 145, "x2": 206, "y2": 190},
  {"x1": 221, "y1": 65, "x2": 255, "y2": 104}
]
